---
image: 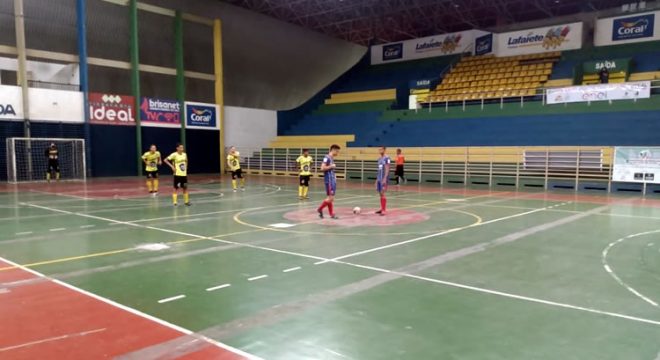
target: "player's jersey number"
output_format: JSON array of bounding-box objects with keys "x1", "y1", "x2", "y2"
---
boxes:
[
  {"x1": 179, "y1": 163, "x2": 186, "y2": 171},
  {"x1": 303, "y1": 165, "x2": 310, "y2": 172}
]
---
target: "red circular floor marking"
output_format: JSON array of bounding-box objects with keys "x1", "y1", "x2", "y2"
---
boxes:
[{"x1": 283, "y1": 207, "x2": 430, "y2": 227}]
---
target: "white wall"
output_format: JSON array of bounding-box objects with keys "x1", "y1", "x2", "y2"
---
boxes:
[{"x1": 223, "y1": 106, "x2": 277, "y2": 150}]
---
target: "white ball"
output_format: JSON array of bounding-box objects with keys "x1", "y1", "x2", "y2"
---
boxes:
[{"x1": 353, "y1": 207, "x2": 361, "y2": 214}]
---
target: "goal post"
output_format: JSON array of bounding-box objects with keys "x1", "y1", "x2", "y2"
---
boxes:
[{"x1": 6, "y1": 137, "x2": 86, "y2": 183}]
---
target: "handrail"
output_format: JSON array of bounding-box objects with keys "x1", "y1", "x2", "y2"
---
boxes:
[{"x1": 419, "y1": 83, "x2": 660, "y2": 109}]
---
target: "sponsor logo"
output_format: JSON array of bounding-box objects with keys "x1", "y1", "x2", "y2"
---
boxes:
[
  {"x1": 89, "y1": 93, "x2": 135, "y2": 125},
  {"x1": 415, "y1": 34, "x2": 462, "y2": 54},
  {"x1": 140, "y1": 97, "x2": 180, "y2": 127},
  {"x1": 475, "y1": 33, "x2": 493, "y2": 55},
  {"x1": 382, "y1": 43, "x2": 403, "y2": 61},
  {"x1": 612, "y1": 14, "x2": 655, "y2": 41},
  {"x1": 507, "y1": 26, "x2": 571, "y2": 50},
  {"x1": 0, "y1": 104, "x2": 17, "y2": 116},
  {"x1": 185, "y1": 103, "x2": 218, "y2": 129}
]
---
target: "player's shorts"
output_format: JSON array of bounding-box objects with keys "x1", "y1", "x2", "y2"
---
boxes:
[
  {"x1": 146, "y1": 170, "x2": 159, "y2": 179},
  {"x1": 324, "y1": 181, "x2": 336, "y2": 196},
  {"x1": 377, "y1": 180, "x2": 388, "y2": 193},
  {"x1": 47, "y1": 160, "x2": 60, "y2": 173},
  {"x1": 173, "y1": 176, "x2": 188, "y2": 189},
  {"x1": 231, "y1": 169, "x2": 243, "y2": 179},
  {"x1": 395, "y1": 165, "x2": 404, "y2": 177},
  {"x1": 299, "y1": 175, "x2": 311, "y2": 187}
]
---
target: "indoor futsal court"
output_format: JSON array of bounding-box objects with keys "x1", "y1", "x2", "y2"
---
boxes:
[
  {"x1": 2, "y1": 176, "x2": 660, "y2": 359},
  {"x1": 2, "y1": 0, "x2": 660, "y2": 358}
]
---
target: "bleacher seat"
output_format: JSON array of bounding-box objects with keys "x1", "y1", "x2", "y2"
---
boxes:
[
  {"x1": 429, "y1": 52, "x2": 560, "y2": 103},
  {"x1": 325, "y1": 89, "x2": 396, "y2": 105}
]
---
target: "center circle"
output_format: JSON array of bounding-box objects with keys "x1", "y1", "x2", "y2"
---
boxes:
[{"x1": 283, "y1": 207, "x2": 431, "y2": 227}]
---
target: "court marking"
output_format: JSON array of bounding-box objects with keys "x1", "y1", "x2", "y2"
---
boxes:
[
  {"x1": 247, "y1": 275, "x2": 268, "y2": 282},
  {"x1": 20, "y1": 198, "x2": 660, "y2": 331},
  {"x1": 283, "y1": 267, "x2": 301, "y2": 273},
  {"x1": 158, "y1": 295, "x2": 186, "y2": 304},
  {"x1": 602, "y1": 230, "x2": 660, "y2": 307},
  {"x1": 316, "y1": 202, "x2": 572, "y2": 264},
  {"x1": 0, "y1": 255, "x2": 260, "y2": 359},
  {"x1": 206, "y1": 284, "x2": 231, "y2": 292},
  {"x1": 0, "y1": 328, "x2": 107, "y2": 352}
]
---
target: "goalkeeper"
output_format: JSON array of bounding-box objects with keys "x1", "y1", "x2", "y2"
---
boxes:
[{"x1": 45, "y1": 143, "x2": 60, "y2": 182}]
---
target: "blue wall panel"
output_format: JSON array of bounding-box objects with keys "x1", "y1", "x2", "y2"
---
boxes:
[
  {"x1": 186, "y1": 129, "x2": 220, "y2": 174},
  {"x1": 90, "y1": 125, "x2": 136, "y2": 177}
]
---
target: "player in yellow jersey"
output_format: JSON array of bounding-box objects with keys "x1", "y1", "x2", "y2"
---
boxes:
[
  {"x1": 141, "y1": 144, "x2": 162, "y2": 197},
  {"x1": 164, "y1": 143, "x2": 191, "y2": 206},
  {"x1": 296, "y1": 149, "x2": 313, "y2": 200},
  {"x1": 227, "y1": 146, "x2": 245, "y2": 192}
]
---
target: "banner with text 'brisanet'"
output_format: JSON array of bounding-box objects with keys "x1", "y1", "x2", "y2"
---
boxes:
[
  {"x1": 139, "y1": 97, "x2": 181, "y2": 128},
  {"x1": 495, "y1": 22, "x2": 583, "y2": 56}
]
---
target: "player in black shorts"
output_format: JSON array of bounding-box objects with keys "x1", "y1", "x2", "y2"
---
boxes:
[{"x1": 45, "y1": 143, "x2": 60, "y2": 182}]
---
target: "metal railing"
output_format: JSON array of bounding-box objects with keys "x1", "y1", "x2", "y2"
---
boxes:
[
  {"x1": 235, "y1": 146, "x2": 629, "y2": 193},
  {"x1": 417, "y1": 82, "x2": 660, "y2": 111}
]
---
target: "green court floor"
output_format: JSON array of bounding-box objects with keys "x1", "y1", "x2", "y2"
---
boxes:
[{"x1": 1, "y1": 176, "x2": 660, "y2": 359}]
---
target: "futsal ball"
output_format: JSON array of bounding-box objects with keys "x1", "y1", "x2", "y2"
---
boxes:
[{"x1": 353, "y1": 207, "x2": 361, "y2": 214}]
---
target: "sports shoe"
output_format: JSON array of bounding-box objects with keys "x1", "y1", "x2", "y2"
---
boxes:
[
  {"x1": 330, "y1": 215, "x2": 339, "y2": 219},
  {"x1": 375, "y1": 210, "x2": 383, "y2": 215},
  {"x1": 241, "y1": 187, "x2": 245, "y2": 192},
  {"x1": 318, "y1": 210, "x2": 324, "y2": 219},
  {"x1": 185, "y1": 202, "x2": 192, "y2": 207},
  {"x1": 173, "y1": 203, "x2": 178, "y2": 207},
  {"x1": 233, "y1": 189, "x2": 237, "y2": 193}
]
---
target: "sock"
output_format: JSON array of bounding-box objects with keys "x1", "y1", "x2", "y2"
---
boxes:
[
  {"x1": 153, "y1": 179, "x2": 159, "y2": 192},
  {"x1": 240, "y1": 178, "x2": 245, "y2": 188},
  {"x1": 318, "y1": 200, "x2": 328, "y2": 213},
  {"x1": 46, "y1": 173, "x2": 51, "y2": 181},
  {"x1": 303, "y1": 186, "x2": 309, "y2": 197},
  {"x1": 172, "y1": 193, "x2": 178, "y2": 204},
  {"x1": 328, "y1": 201, "x2": 334, "y2": 216},
  {"x1": 184, "y1": 193, "x2": 189, "y2": 204},
  {"x1": 232, "y1": 179, "x2": 237, "y2": 190},
  {"x1": 381, "y1": 196, "x2": 387, "y2": 211},
  {"x1": 146, "y1": 180, "x2": 153, "y2": 192},
  {"x1": 56, "y1": 172, "x2": 60, "y2": 180},
  {"x1": 298, "y1": 186, "x2": 303, "y2": 197}
]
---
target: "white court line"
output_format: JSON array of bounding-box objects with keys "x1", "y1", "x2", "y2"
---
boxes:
[
  {"x1": 25, "y1": 201, "x2": 660, "y2": 328},
  {"x1": 0, "y1": 255, "x2": 261, "y2": 359},
  {"x1": 206, "y1": 284, "x2": 231, "y2": 292},
  {"x1": 15, "y1": 231, "x2": 33, "y2": 236},
  {"x1": 339, "y1": 259, "x2": 660, "y2": 327},
  {"x1": 49, "y1": 228, "x2": 66, "y2": 232},
  {"x1": 247, "y1": 275, "x2": 268, "y2": 282},
  {"x1": 602, "y1": 230, "x2": 660, "y2": 307},
  {"x1": 0, "y1": 328, "x2": 106, "y2": 352},
  {"x1": 316, "y1": 202, "x2": 571, "y2": 264},
  {"x1": 157, "y1": 295, "x2": 186, "y2": 304},
  {"x1": 80, "y1": 225, "x2": 95, "y2": 229},
  {"x1": 283, "y1": 267, "x2": 301, "y2": 273}
]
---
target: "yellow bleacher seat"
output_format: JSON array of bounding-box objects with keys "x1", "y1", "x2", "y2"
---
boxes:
[{"x1": 269, "y1": 135, "x2": 356, "y2": 149}]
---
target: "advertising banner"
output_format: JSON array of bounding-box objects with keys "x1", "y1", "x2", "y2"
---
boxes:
[
  {"x1": 140, "y1": 97, "x2": 181, "y2": 128},
  {"x1": 546, "y1": 81, "x2": 650, "y2": 104},
  {"x1": 184, "y1": 102, "x2": 220, "y2": 130},
  {"x1": 408, "y1": 79, "x2": 433, "y2": 90},
  {"x1": 0, "y1": 85, "x2": 84, "y2": 123},
  {"x1": 0, "y1": 85, "x2": 23, "y2": 120},
  {"x1": 475, "y1": 33, "x2": 493, "y2": 56},
  {"x1": 595, "y1": 11, "x2": 660, "y2": 46},
  {"x1": 613, "y1": 147, "x2": 660, "y2": 184},
  {"x1": 582, "y1": 58, "x2": 631, "y2": 74},
  {"x1": 89, "y1": 93, "x2": 136, "y2": 126},
  {"x1": 29, "y1": 88, "x2": 84, "y2": 123},
  {"x1": 371, "y1": 30, "x2": 482, "y2": 64},
  {"x1": 496, "y1": 22, "x2": 583, "y2": 56}
]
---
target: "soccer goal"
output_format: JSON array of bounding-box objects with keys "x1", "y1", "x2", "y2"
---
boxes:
[{"x1": 6, "y1": 137, "x2": 86, "y2": 183}]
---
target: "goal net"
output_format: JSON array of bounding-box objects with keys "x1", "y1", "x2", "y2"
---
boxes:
[{"x1": 6, "y1": 138, "x2": 86, "y2": 183}]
